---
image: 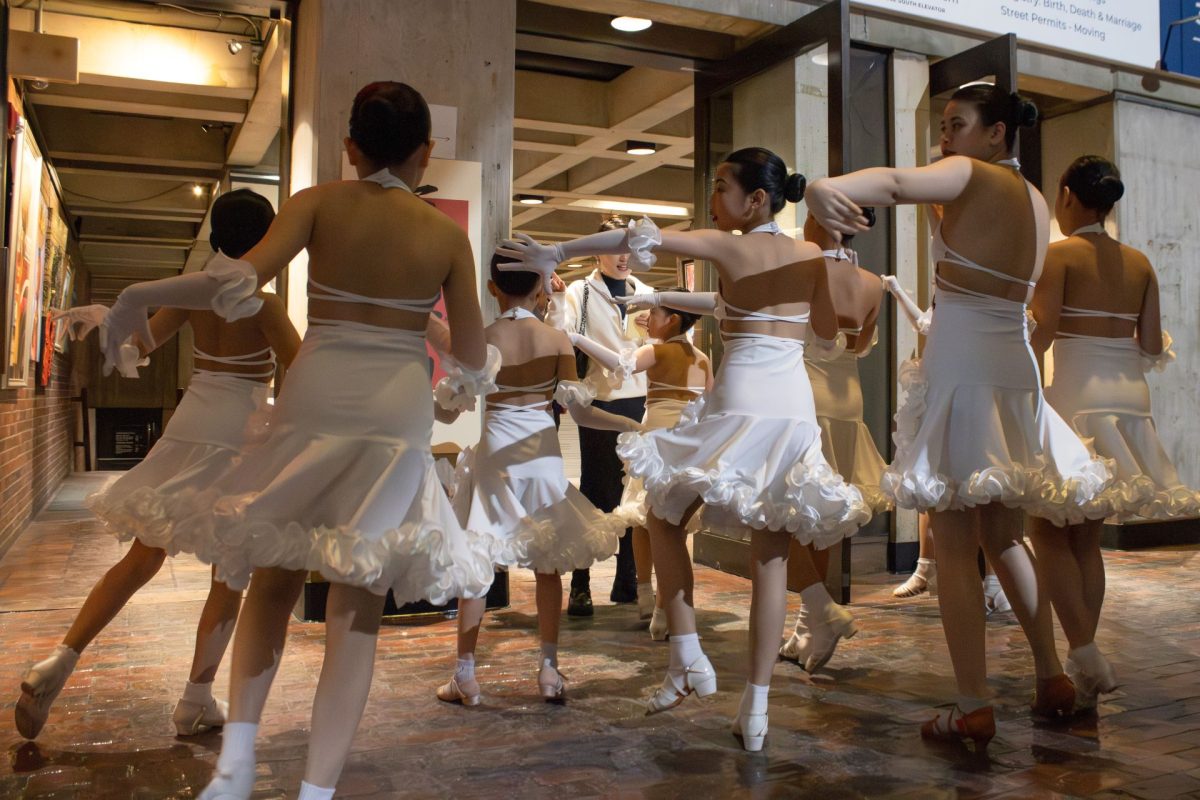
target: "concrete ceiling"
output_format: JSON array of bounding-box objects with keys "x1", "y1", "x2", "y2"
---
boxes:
[{"x1": 10, "y1": 0, "x2": 284, "y2": 302}]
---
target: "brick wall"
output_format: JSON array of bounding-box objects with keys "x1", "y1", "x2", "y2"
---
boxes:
[{"x1": 0, "y1": 351, "x2": 75, "y2": 555}]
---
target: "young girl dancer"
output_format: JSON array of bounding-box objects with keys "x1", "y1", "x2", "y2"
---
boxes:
[
  {"x1": 569, "y1": 289, "x2": 713, "y2": 640},
  {"x1": 779, "y1": 211, "x2": 887, "y2": 672},
  {"x1": 97, "y1": 82, "x2": 498, "y2": 800},
  {"x1": 1028, "y1": 155, "x2": 1198, "y2": 708},
  {"x1": 16, "y1": 190, "x2": 299, "y2": 741},
  {"x1": 501, "y1": 146, "x2": 871, "y2": 752},
  {"x1": 806, "y1": 85, "x2": 1112, "y2": 746},
  {"x1": 433, "y1": 256, "x2": 639, "y2": 705}
]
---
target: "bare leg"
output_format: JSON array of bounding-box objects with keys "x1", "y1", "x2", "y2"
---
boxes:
[
  {"x1": 455, "y1": 597, "x2": 487, "y2": 658},
  {"x1": 304, "y1": 583, "x2": 385, "y2": 790},
  {"x1": 930, "y1": 509, "x2": 989, "y2": 699},
  {"x1": 977, "y1": 507, "x2": 1062, "y2": 681},
  {"x1": 749, "y1": 532, "x2": 791, "y2": 685},
  {"x1": 535, "y1": 572, "x2": 562, "y2": 646},
  {"x1": 436, "y1": 596, "x2": 486, "y2": 705},
  {"x1": 1070, "y1": 519, "x2": 1105, "y2": 642},
  {"x1": 188, "y1": 571, "x2": 243, "y2": 684},
  {"x1": 633, "y1": 525, "x2": 654, "y2": 586},
  {"x1": 226, "y1": 567, "x2": 306, "y2": 724},
  {"x1": 1031, "y1": 517, "x2": 1106, "y2": 648},
  {"x1": 63, "y1": 540, "x2": 167, "y2": 652}
]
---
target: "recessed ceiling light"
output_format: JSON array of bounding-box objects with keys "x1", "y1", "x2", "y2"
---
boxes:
[
  {"x1": 192, "y1": 184, "x2": 204, "y2": 196},
  {"x1": 625, "y1": 140, "x2": 656, "y2": 156},
  {"x1": 811, "y1": 51, "x2": 829, "y2": 67},
  {"x1": 516, "y1": 194, "x2": 545, "y2": 205},
  {"x1": 569, "y1": 199, "x2": 688, "y2": 217},
  {"x1": 567, "y1": 263, "x2": 583, "y2": 268},
  {"x1": 611, "y1": 16, "x2": 652, "y2": 32},
  {"x1": 958, "y1": 80, "x2": 994, "y2": 90}
]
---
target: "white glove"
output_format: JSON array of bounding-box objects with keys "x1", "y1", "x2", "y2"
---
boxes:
[
  {"x1": 497, "y1": 217, "x2": 663, "y2": 291},
  {"x1": 881, "y1": 275, "x2": 902, "y2": 295},
  {"x1": 51, "y1": 305, "x2": 108, "y2": 342},
  {"x1": 100, "y1": 293, "x2": 155, "y2": 376},
  {"x1": 613, "y1": 293, "x2": 660, "y2": 312},
  {"x1": 495, "y1": 234, "x2": 565, "y2": 292}
]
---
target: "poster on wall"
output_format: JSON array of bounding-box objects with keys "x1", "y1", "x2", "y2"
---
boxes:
[
  {"x1": 853, "y1": 0, "x2": 1160, "y2": 69},
  {"x1": 4, "y1": 113, "x2": 46, "y2": 389}
]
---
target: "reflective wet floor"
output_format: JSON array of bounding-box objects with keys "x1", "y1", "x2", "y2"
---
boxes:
[{"x1": 2, "y1": 475, "x2": 1199, "y2": 798}]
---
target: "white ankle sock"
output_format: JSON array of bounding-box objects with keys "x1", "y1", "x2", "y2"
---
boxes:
[
  {"x1": 956, "y1": 694, "x2": 990, "y2": 713},
  {"x1": 297, "y1": 781, "x2": 335, "y2": 800},
  {"x1": 669, "y1": 632, "x2": 702, "y2": 671},
  {"x1": 1069, "y1": 641, "x2": 1105, "y2": 672},
  {"x1": 182, "y1": 680, "x2": 214, "y2": 705},
  {"x1": 455, "y1": 654, "x2": 475, "y2": 683},
  {"x1": 799, "y1": 582, "x2": 833, "y2": 616},
  {"x1": 638, "y1": 582, "x2": 654, "y2": 599},
  {"x1": 915, "y1": 558, "x2": 934, "y2": 579},
  {"x1": 740, "y1": 683, "x2": 769, "y2": 715},
  {"x1": 216, "y1": 721, "x2": 258, "y2": 772},
  {"x1": 52, "y1": 643, "x2": 81, "y2": 667},
  {"x1": 539, "y1": 642, "x2": 558, "y2": 668},
  {"x1": 982, "y1": 574, "x2": 1001, "y2": 593}
]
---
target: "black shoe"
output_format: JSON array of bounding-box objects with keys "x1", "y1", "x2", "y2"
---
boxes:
[
  {"x1": 567, "y1": 588, "x2": 594, "y2": 617},
  {"x1": 609, "y1": 579, "x2": 638, "y2": 605}
]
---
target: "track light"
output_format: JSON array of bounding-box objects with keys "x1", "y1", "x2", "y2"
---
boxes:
[
  {"x1": 516, "y1": 194, "x2": 545, "y2": 205},
  {"x1": 625, "y1": 140, "x2": 656, "y2": 156},
  {"x1": 611, "y1": 16, "x2": 652, "y2": 32},
  {"x1": 227, "y1": 39, "x2": 244, "y2": 55}
]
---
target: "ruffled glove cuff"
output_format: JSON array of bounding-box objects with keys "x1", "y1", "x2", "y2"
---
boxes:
[
  {"x1": 554, "y1": 379, "x2": 597, "y2": 408},
  {"x1": 601, "y1": 345, "x2": 638, "y2": 388},
  {"x1": 626, "y1": 216, "x2": 661, "y2": 271},
  {"x1": 206, "y1": 253, "x2": 264, "y2": 321},
  {"x1": 916, "y1": 308, "x2": 933, "y2": 336},
  {"x1": 805, "y1": 331, "x2": 847, "y2": 362},
  {"x1": 434, "y1": 344, "x2": 502, "y2": 412},
  {"x1": 1141, "y1": 330, "x2": 1175, "y2": 373}
]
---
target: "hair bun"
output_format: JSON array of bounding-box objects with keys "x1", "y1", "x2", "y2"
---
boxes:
[
  {"x1": 862, "y1": 207, "x2": 877, "y2": 229},
  {"x1": 1015, "y1": 96, "x2": 1039, "y2": 128},
  {"x1": 1096, "y1": 174, "x2": 1125, "y2": 204},
  {"x1": 783, "y1": 172, "x2": 807, "y2": 203}
]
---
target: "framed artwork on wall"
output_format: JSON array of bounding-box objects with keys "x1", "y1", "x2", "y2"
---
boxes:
[{"x1": 4, "y1": 114, "x2": 45, "y2": 389}]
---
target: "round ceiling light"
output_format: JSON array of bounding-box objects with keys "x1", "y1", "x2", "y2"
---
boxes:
[{"x1": 611, "y1": 16, "x2": 652, "y2": 32}]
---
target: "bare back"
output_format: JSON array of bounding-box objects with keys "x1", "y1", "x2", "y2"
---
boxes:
[
  {"x1": 939, "y1": 161, "x2": 1049, "y2": 303},
  {"x1": 487, "y1": 315, "x2": 574, "y2": 409},
  {"x1": 646, "y1": 341, "x2": 710, "y2": 402},
  {"x1": 824, "y1": 257, "x2": 883, "y2": 353},
  {"x1": 304, "y1": 181, "x2": 468, "y2": 330}
]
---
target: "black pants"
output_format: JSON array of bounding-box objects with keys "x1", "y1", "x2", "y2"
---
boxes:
[{"x1": 572, "y1": 396, "x2": 646, "y2": 594}]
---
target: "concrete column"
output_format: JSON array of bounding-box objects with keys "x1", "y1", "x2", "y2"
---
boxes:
[
  {"x1": 286, "y1": 0, "x2": 516, "y2": 331},
  {"x1": 1113, "y1": 99, "x2": 1200, "y2": 487}
]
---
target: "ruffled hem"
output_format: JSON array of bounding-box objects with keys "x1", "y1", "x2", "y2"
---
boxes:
[
  {"x1": 617, "y1": 403, "x2": 871, "y2": 547},
  {"x1": 493, "y1": 497, "x2": 624, "y2": 575},
  {"x1": 206, "y1": 252, "x2": 264, "y2": 322},
  {"x1": 1137, "y1": 484, "x2": 1200, "y2": 520},
  {"x1": 434, "y1": 344, "x2": 502, "y2": 411},
  {"x1": 626, "y1": 216, "x2": 661, "y2": 271},
  {"x1": 119, "y1": 481, "x2": 502, "y2": 604}
]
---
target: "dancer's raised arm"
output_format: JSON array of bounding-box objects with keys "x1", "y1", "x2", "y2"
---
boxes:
[{"x1": 614, "y1": 291, "x2": 718, "y2": 315}]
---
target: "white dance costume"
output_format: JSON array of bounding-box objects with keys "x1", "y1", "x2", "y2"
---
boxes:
[
  {"x1": 805, "y1": 249, "x2": 890, "y2": 516},
  {"x1": 451, "y1": 307, "x2": 624, "y2": 574},
  {"x1": 88, "y1": 345, "x2": 273, "y2": 550},
  {"x1": 617, "y1": 223, "x2": 870, "y2": 548},
  {"x1": 884, "y1": 173, "x2": 1110, "y2": 525},
  {"x1": 133, "y1": 172, "x2": 502, "y2": 604},
  {"x1": 614, "y1": 335, "x2": 706, "y2": 528},
  {"x1": 1043, "y1": 224, "x2": 1199, "y2": 520}
]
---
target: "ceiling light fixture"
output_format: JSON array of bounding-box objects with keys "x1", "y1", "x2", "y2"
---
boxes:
[
  {"x1": 227, "y1": 39, "x2": 244, "y2": 55},
  {"x1": 569, "y1": 199, "x2": 688, "y2": 217},
  {"x1": 611, "y1": 16, "x2": 652, "y2": 32},
  {"x1": 516, "y1": 194, "x2": 545, "y2": 205},
  {"x1": 192, "y1": 184, "x2": 205, "y2": 196},
  {"x1": 625, "y1": 140, "x2": 656, "y2": 156},
  {"x1": 811, "y1": 51, "x2": 829, "y2": 67}
]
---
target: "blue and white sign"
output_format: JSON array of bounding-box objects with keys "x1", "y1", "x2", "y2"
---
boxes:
[
  {"x1": 1161, "y1": 1, "x2": 1200, "y2": 77},
  {"x1": 853, "y1": 0, "x2": 1161, "y2": 69}
]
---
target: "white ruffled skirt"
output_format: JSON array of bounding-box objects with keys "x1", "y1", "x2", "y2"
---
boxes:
[
  {"x1": 87, "y1": 373, "x2": 270, "y2": 549},
  {"x1": 617, "y1": 335, "x2": 870, "y2": 548},
  {"x1": 883, "y1": 291, "x2": 1110, "y2": 526},
  {"x1": 615, "y1": 397, "x2": 694, "y2": 529},
  {"x1": 151, "y1": 325, "x2": 500, "y2": 604},
  {"x1": 806, "y1": 352, "x2": 891, "y2": 515},
  {"x1": 453, "y1": 404, "x2": 622, "y2": 575},
  {"x1": 1046, "y1": 336, "x2": 1199, "y2": 521}
]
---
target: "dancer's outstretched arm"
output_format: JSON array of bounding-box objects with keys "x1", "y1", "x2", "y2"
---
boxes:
[
  {"x1": 806, "y1": 157, "x2": 973, "y2": 238},
  {"x1": 614, "y1": 291, "x2": 718, "y2": 316},
  {"x1": 882, "y1": 275, "x2": 930, "y2": 335},
  {"x1": 568, "y1": 334, "x2": 655, "y2": 375},
  {"x1": 554, "y1": 344, "x2": 643, "y2": 433}
]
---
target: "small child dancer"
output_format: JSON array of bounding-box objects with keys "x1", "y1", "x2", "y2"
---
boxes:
[
  {"x1": 16, "y1": 190, "x2": 300, "y2": 740},
  {"x1": 570, "y1": 288, "x2": 713, "y2": 639},
  {"x1": 434, "y1": 255, "x2": 642, "y2": 705}
]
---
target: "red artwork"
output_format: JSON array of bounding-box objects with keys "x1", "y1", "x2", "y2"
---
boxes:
[{"x1": 421, "y1": 197, "x2": 469, "y2": 386}]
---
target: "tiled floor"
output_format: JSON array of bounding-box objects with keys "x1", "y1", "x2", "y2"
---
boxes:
[{"x1": 2, "y1": 475, "x2": 1199, "y2": 799}]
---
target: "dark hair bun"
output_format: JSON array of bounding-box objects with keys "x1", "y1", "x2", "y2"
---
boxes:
[
  {"x1": 210, "y1": 188, "x2": 275, "y2": 258},
  {"x1": 349, "y1": 81, "x2": 431, "y2": 166},
  {"x1": 783, "y1": 173, "x2": 807, "y2": 203},
  {"x1": 862, "y1": 206, "x2": 877, "y2": 228},
  {"x1": 1015, "y1": 96, "x2": 1039, "y2": 128},
  {"x1": 1062, "y1": 154, "x2": 1124, "y2": 214}
]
